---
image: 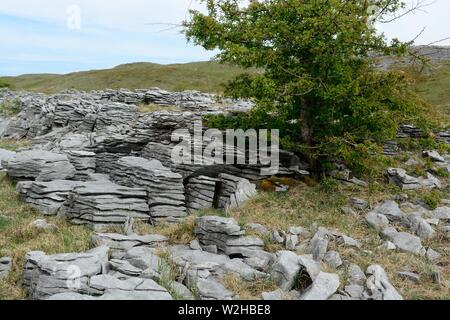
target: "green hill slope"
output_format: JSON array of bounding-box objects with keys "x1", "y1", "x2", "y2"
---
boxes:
[
  {"x1": 1, "y1": 60, "x2": 449, "y2": 122},
  {"x1": 0, "y1": 61, "x2": 246, "y2": 94}
]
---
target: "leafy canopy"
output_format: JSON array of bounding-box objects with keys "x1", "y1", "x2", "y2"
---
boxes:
[{"x1": 185, "y1": 0, "x2": 431, "y2": 172}]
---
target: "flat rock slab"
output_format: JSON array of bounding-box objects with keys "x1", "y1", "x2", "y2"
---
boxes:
[
  {"x1": 92, "y1": 233, "x2": 168, "y2": 259},
  {"x1": 381, "y1": 227, "x2": 424, "y2": 255},
  {"x1": 17, "y1": 180, "x2": 83, "y2": 215},
  {"x1": 300, "y1": 272, "x2": 340, "y2": 300},
  {"x1": 64, "y1": 181, "x2": 150, "y2": 227},
  {"x1": 4, "y1": 150, "x2": 76, "y2": 181},
  {"x1": 22, "y1": 246, "x2": 109, "y2": 300},
  {"x1": 0, "y1": 257, "x2": 12, "y2": 280},
  {"x1": 0, "y1": 148, "x2": 16, "y2": 170}
]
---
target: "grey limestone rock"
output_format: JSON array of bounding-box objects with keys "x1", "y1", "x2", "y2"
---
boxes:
[
  {"x1": 4, "y1": 150, "x2": 76, "y2": 181},
  {"x1": 92, "y1": 233, "x2": 168, "y2": 259},
  {"x1": 0, "y1": 257, "x2": 12, "y2": 280},
  {"x1": 22, "y1": 246, "x2": 109, "y2": 300},
  {"x1": 364, "y1": 265, "x2": 403, "y2": 300}
]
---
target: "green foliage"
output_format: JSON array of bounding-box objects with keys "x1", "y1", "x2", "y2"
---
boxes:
[
  {"x1": 0, "y1": 79, "x2": 12, "y2": 88},
  {"x1": 0, "y1": 100, "x2": 21, "y2": 117},
  {"x1": 320, "y1": 177, "x2": 339, "y2": 193},
  {"x1": 185, "y1": 0, "x2": 433, "y2": 174},
  {"x1": 398, "y1": 137, "x2": 449, "y2": 154},
  {"x1": 421, "y1": 190, "x2": 443, "y2": 210}
]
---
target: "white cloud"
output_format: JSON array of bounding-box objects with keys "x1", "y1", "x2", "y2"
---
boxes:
[
  {"x1": 0, "y1": 0, "x2": 205, "y2": 32},
  {"x1": 0, "y1": 0, "x2": 448, "y2": 76}
]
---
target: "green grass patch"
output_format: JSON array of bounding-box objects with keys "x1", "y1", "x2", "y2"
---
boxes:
[
  {"x1": 0, "y1": 61, "x2": 248, "y2": 94},
  {"x1": 0, "y1": 173, "x2": 93, "y2": 300},
  {"x1": 0, "y1": 139, "x2": 31, "y2": 151}
]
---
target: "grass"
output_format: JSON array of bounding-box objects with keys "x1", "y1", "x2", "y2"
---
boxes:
[
  {"x1": 393, "y1": 61, "x2": 450, "y2": 129},
  {"x1": 0, "y1": 173, "x2": 93, "y2": 300},
  {"x1": 212, "y1": 180, "x2": 449, "y2": 300},
  {"x1": 222, "y1": 274, "x2": 278, "y2": 300},
  {"x1": 0, "y1": 139, "x2": 31, "y2": 151},
  {"x1": 138, "y1": 103, "x2": 182, "y2": 113},
  {"x1": 0, "y1": 100, "x2": 21, "y2": 117},
  {"x1": 0, "y1": 61, "x2": 248, "y2": 94}
]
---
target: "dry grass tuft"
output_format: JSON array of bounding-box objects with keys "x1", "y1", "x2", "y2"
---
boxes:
[
  {"x1": 138, "y1": 103, "x2": 182, "y2": 113},
  {"x1": 0, "y1": 139, "x2": 31, "y2": 151},
  {"x1": 222, "y1": 274, "x2": 278, "y2": 300}
]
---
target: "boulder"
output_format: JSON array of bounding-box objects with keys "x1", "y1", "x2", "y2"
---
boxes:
[
  {"x1": 300, "y1": 272, "x2": 340, "y2": 300},
  {"x1": 271, "y1": 251, "x2": 301, "y2": 291},
  {"x1": 0, "y1": 148, "x2": 16, "y2": 170},
  {"x1": 92, "y1": 233, "x2": 168, "y2": 259},
  {"x1": 0, "y1": 257, "x2": 12, "y2": 280},
  {"x1": 17, "y1": 180, "x2": 83, "y2": 215},
  {"x1": 365, "y1": 211, "x2": 390, "y2": 231},
  {"x1": 364, "y1": 265, "x2": 403, "y2": 300},
  {"x1": 88, "y1": 274, "x2": 172, "y2": 300},
  {"x1": 3, "y1": 150, "x2": 76, "y2": 181},
  {"x1": 216, "y1": 173, "x2": 257, "y2": 211},
  {"x1": 64, "y1": 181, "x2": 151, "y2": 228},
  {"x1": 194, "y1": 216, "x2": 244, "y2": 253},
  {"x1": 346, "y1": 264, "x2": 366, "y2": 286},
  {"x1": 22, "y1": 246, "x2": 109, "y2": 300},
  {"x1": 110, "y1": 157, "x2": 186, "y2": 222},
  {"x1": 423, "y1": 150, "x2": 445, "y2": 162},
  {"x1": 323, "y1": 251, "x2": 343, "y2": 269},
  {"x1": 381, "y1": 227, "x2": 424, "y2": 255}
]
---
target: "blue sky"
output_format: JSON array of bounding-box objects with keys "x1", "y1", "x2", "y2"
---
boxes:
[{"x1": 1, "y1": 0, "x2": 449, "y2": 76}]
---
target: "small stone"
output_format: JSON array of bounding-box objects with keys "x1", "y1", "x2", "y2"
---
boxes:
[
  {"x1": 29, "y1": 219, "x2": 57, "y2": 231},
  {"x1": 426, "y1": 248, "x2": 441, "y2": 262},
  {"x1": 272, "y1": 230, "x2": 285, "y2": 244},
  {"x1": 285, "y1": 234, "x2": 299, "y2": 251},
  {"x1": 431, "y1": 270, "x2": 441, "y2": 285},
  {"x1": 423, "y1": 150, "x2": 445, "y2": 162},
  {"x1": 347, "y1": 264, "x2": 366, "y2": 286},
  {"x1": 344, "y1": 284, "x2": 364, "y2": 299},
  {"x1": 189, "y1": 240, "x2": 202, "y2": 251},
  {"x1": 341, "y1": 206, "x2": 356, "y2": 215},
  {"x1": 365, "y1": 211, "x2": 390, "y2": 232},
  {"x1": 349, "y1": 198, "x2": 368, "y2": 211},
  {"x1": 425, "y1": 218, "x2": 440, "y2": 226},
  {"x1": 323, "y1": 251, "x2": 343, "y2": 269},
  {"x1": 288, "y1": 226, "x2": 310, "y2": 238},
  {"x1": 397, "y1": 271, "x2": 421, "y2": 283},
  {"x1": 0, "y1": 257, "x2": 12, "y2": 280},
  {"x1": 337, "y1": 235, "x2": 361, "y2": 248},
  {"x1": 378, "y1": 241, "x2": 397, "y2": 251},
  {"x1": 123, "y1": 216, "x2": 135, "y2": 236},
  {"x1": 309, "y1": 234, "x2": 328, "y2": 262},
  {"x1": 246, "y1": 223, "x2": 269, "y2": 236},
  {"x1": 431, "y1": 207, "x2": 450, "y2": 220}
]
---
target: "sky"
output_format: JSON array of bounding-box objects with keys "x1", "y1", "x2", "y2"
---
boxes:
[{"x1": 0, "y1": 0, "x2": 449, "y2": 76}]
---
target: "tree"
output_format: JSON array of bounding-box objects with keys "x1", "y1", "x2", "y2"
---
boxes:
[{"x1": 184, "y1": 0, "x2": 430, "y2": 173}]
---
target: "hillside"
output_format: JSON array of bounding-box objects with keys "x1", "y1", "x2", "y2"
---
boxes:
[
  {"x1": 0, "y1": 61, "x2": 246, "y2": 94},
  {"x1": 1, "y1": 60, "x2": 450, "y2": 120}
]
